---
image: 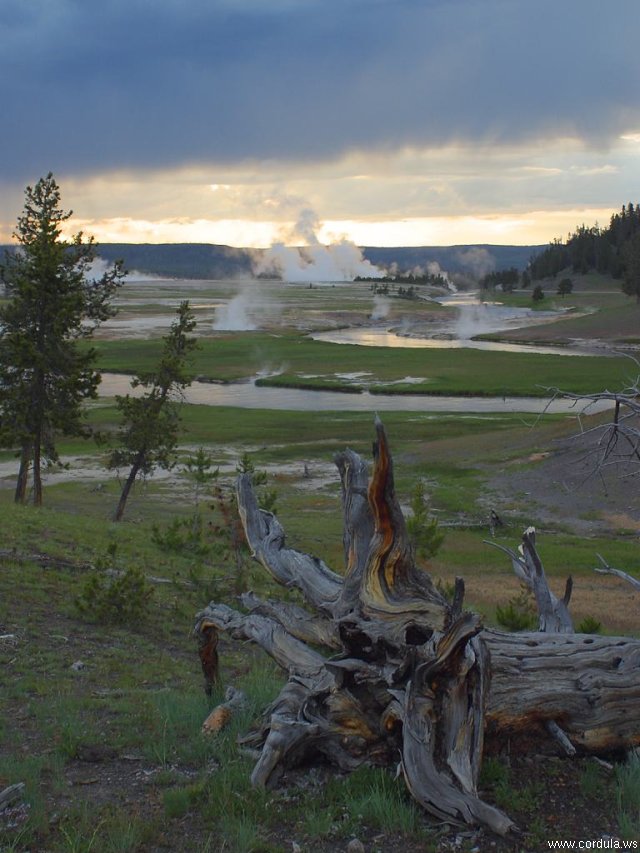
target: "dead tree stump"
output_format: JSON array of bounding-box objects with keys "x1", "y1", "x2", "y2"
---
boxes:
[{"x1": 194, "y1": 419, "x2": 640, "y2": 836}]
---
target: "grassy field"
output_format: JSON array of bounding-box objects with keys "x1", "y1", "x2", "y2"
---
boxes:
[
  {"x1": 92, "y1": 332, "x2": 634, "y2": 397},
  {"x1": 2, "y1": 273, "x2": 639, "y2": 851},
  {"x1": 2, "y1": 405, "x2": 639, "y2": 851}
]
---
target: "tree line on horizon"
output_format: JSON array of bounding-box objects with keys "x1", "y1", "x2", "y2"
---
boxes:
[{"x1": 529, "y1": 202, "x2": 640, "y2": 298}]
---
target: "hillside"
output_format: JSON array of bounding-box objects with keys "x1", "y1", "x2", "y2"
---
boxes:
[
  {"x1": 96, "y1": 242, "x2": 255, "y2": 280},
  {"x1": 0, "y1": 242, "x2": 544, "y2": 280}
]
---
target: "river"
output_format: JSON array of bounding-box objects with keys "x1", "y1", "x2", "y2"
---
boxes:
[
  {"x1": 98, "y1": 373, "x2": 611, "y2": 415},
  {"x1": 311, "y1": 295, "x2": 601, "y2": 357},
  {"x1": 98, "y1": 288, "x2": 609, "y2": 414},
  {"x1": 310, "y1": 326, "x2": 599, "y2": 357}
]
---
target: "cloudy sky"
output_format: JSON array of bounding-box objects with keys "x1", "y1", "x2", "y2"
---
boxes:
[{"x1": 1, "y1": 0, "x2": 639, "y2": 248}]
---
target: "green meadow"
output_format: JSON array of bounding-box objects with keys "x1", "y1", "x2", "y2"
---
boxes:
[
  {"x1": 94, "y1": 331, "x2": 633, "y2": 396},
  {"x1": 2, "y1": 274, "x2": 639, "y2": 851}
]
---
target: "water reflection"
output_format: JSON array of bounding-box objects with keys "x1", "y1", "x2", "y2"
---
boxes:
[
  {"x1": 311, "y1": 326, "x2": 597, "y2": 357},
  {"x1": 98, "y1": 373, "x2": 612, "y2": 415}
]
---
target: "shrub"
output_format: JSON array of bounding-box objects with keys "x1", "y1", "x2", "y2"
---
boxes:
[
  {"x1": 406, "y1": 480, "x2": 444, "y2": 561},
  {"x1": 151, "y1": 513, "x2": 212, "y2": 557},
  {"x1": 495, "y1": 586, "x2": 537, "y2": 631},
  {"x1": 532, "y1": 284, "x2": 545, "y2": 303},
  {"x1": 75, "y1": 566, "x2": 154, "y2": 625},
  {"x1": 557, "y1": 277, "x2": 573, "y2": 297},
  {"x1": 577, "y1": 615, "x2": 602, "y2": 634},
  {"x1": 435, "y1": 577, "x2": 457, "y2": 603}
]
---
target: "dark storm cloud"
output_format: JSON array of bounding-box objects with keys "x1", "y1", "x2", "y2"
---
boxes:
[{"x1": 2, "y1": 0, "x2": 639, "y2": 181}]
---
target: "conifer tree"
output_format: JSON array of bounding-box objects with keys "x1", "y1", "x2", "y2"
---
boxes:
[
  {"x1": 109, "y1": 301, "x2": 197, "y2": 521},
  {"x1": 621, "y1": 231, "x2": 640, "y2": 301},
  {"x1": 0, "y1": 174, "x2": 125, "y2": 505}
]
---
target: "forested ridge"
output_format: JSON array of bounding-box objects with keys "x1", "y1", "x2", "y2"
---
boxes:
[
  {"x1": 530, "y1": 203, "x2": 640, "y2": 290},
  {"x1": 0, "y1": 242, "x2": 542, "y2": 281}
]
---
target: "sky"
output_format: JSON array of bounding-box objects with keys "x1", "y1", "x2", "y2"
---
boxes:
[{"x1": 1, "y1": 0, "x2": 639, "y2": 249}]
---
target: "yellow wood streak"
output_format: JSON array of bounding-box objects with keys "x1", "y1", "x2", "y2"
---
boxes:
[
  {"x1": 367, "y1": 423, "x2": 398, "y2": 598},
  {"x1": 326, "y1": 693, "x2": 377, "y2": 740}
]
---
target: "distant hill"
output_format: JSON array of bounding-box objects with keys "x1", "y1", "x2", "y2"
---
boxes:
[
  {"x1": 1, "y1": 242, "x2": 544, "y2": 280},
  {"x1": 95, "y1": 243, "x2": 255, "y2": 280},
  {"x1": 361, "y1": 245, "x2": 543, "y2": 275}
]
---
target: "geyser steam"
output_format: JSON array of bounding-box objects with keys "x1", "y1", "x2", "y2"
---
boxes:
[
  {"x1": 255, "y1": 208, "x2": 383, "y2": 282},
  {"x1": 371, "y1": 294, "x2": 391, "y2": 319},
  {"x1": 213, "y1": 289, "x2": 257, "y2": 331}
]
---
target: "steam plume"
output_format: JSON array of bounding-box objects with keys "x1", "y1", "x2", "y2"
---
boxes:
[
  {"x1": 255, "y1": 208, "x2": 383, "y2": 282},
  {"x1": 213, "y1": 289, "x2": 258, "y2": 330}
]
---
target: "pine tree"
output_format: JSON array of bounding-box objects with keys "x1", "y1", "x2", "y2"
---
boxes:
[
  {"x1": 0, "y1": 174, "x2": 125, "y2": 505},
  {"x1": 109, "y1": 301, "x2": 197, "y2": 521},
  {"x1": 406, "y1": 480, "x2": 444, "y2": 562},
  {"x1": 621, "y1": 231, "x2": 640, "y2": 302}
]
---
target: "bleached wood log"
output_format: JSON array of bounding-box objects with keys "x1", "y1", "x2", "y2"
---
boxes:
[
  {"x1": 334, "y1": 449, "x2": 374, "y2": 613},
  {"x1": 240, "y1": 591, "x2": 341, "y2": 650},
  {"x1": 0, "y1": 782, "x2": 25, "y2": 808},
  {"x1": 483, "y1": 630, "x2": 640, "y2": 750},
  {"x1": 202, "y1": 686, "x2": 247, "y2": 735},
  {"x1": 196, "y1": 601, "x2": 640, "y2": 752},
  {"x1": 236, "y1": 474, "x2": 344, "y2": 617}
]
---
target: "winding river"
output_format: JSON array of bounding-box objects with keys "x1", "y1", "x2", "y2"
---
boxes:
[
  {"x1": 310, "y1": 326, "x2": 599, "y2": 357},
  {"x1": 98, "y1": 293, "x2": 611, "y2": 414},
  {"x1": 98, "y1": 373, "x2": 611, "y2": 415}
]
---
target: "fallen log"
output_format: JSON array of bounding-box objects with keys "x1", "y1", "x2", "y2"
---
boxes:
[{"x1": 194, "y1": 419, "x2": 640, "y2": 836}]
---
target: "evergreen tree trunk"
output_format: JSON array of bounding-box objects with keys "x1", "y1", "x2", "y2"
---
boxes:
[
  {"x1": 29, "y1": 372, "x2": 45, "y2": 507},
  {"x1": 14, "y1": 445, "x2": 31, "y2": 504},
  {"x1": 32, "y1": 439, "x2": 43, "y2": 507},
  {"x1": 113, "y1": 451, "x2": 145, "y2": 522}
]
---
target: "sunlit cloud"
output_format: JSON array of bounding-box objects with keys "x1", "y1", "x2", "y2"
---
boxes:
[
  {"x1": 318, "y1": 209, "x2": 616, "y2": 247},
  {"x1": 64, "y1": 217, "x2": 282, "y2": 248},
  {"x1": 45, "y1": 206, "x2": 615, "y2": 250},
  {"x1": 0, "y1": 133, "x2": 620, "y2": 248}
]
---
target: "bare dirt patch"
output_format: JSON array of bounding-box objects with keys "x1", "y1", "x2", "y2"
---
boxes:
[{"x1": 484, "y1": 426, "x2": 640, "y2": 538}]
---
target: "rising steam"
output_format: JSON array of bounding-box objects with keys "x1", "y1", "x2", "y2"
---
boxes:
[
  {"x1": 255, "y1": 208, "x2": 383, "y2": 282},
  {"x1": 213, "y1": 289, "x2": 257, "y2": 330},
  {"x1": 371, "y1": 294, "x2": 391, "y2": 319},
  {"x1": 87, "y1": 257, "x2": 161, "y2": 282}
]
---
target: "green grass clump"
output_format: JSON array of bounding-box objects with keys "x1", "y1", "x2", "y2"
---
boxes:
[
  {"x1": 577, "y1": 615, "x2": 603, "y2": 634},
  {"x1": 616, "y1": 753, "x2": 640, "y2": 840},
  {"x1": 341, "y1": 768, "x2": 422, "y2": 834}
]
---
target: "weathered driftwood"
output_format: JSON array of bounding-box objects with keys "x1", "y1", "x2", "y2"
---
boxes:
[
  {"x1": 487, "y1": 528, "x2": 640, "y2": 755},
  {"x1": 194, "y1": 419, "x2": 640, "y2": 836},
  {"x1": 483, "y1": 629, "x2": 640, "y2": 749}
]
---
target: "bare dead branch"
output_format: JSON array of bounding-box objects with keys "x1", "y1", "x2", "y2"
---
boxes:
[{"x1": 594, "y1": 554, "x2": 640, "y2": 592}]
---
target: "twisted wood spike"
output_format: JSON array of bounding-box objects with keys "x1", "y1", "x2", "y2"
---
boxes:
[{"x1": 359, "y1": 417, "x2": 448, "y2": 628}]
